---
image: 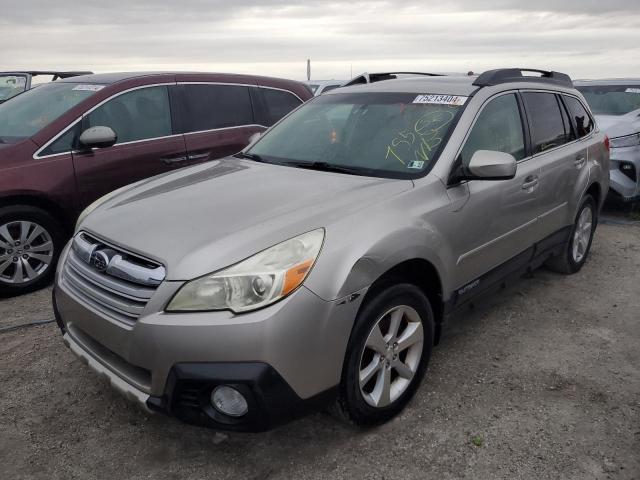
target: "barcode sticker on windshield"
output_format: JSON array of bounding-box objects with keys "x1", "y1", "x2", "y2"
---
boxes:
[
  {"x1": 413, "y1": 94, "x2": 468, "y2": 106},
  {"x1": 625, "y1": 88, "x2": 640, "y2": 94},
  {"x1": 72, "y1": 85, "x2": 105, "y2": 92}
]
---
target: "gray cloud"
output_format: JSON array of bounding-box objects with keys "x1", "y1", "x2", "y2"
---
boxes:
[{"x1": 1, "y1": 1, "x2": 639, "y2": 79}]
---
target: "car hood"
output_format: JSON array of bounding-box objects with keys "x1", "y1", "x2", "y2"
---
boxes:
[
  {"x1": 81, "y1": 157, "x2": 413, "y2": 280},
  {"x1": 594, "y1": 108, "x2": 640, "y2": 138}
]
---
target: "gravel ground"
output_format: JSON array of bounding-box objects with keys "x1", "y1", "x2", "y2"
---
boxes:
[{"x1": 1, "y1": 222, "x2": 639, "y2": 480}]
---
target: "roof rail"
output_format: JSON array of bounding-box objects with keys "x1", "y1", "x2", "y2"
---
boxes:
[
  {"x1": 343, "y1": 71, "x2": 444, "y2": 87},
  {"x1": 472, "y1": 68, "x2": 573, "y2": 88},
  {"x1": 0, "y1": 71, "x2": 93, "y2": 80}
]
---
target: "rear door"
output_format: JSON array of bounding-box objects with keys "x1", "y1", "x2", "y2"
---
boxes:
[
  {"x1": 521, "y1": 91, "x2": 588, "y2": 238},
  {"x1": 72, "y1": 84, "x2": 187, "y2": 207},
  {"x1": 180, "y1": 83, "x2": 265, "y2": 164},
  {"x1": 448, "y1": 92, "x2": 541, "y2": 289}
]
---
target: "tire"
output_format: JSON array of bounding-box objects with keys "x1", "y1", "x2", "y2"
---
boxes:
[
  {"x1": 545, "y1": 194, "x2": 597, "y2": 274},
  {"x1": 332, "y1": 282, "x2": 434, "y2": 426},
  {"x1": 0, "y1": 205, "x2": 65, "y2": 297}
]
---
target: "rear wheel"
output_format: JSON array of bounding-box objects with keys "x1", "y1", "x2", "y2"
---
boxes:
[
  {"x1": 545, "y1": 194, "x2": 596, "y2": 274},
  {"x1": 0, "y1": 206, "x2": 64, "y2": 297},
  {"x1": 332, "y1": 283, "x2": 434, "y2": 426}
]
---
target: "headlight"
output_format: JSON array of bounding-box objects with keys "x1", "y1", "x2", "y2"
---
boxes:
[
  {"x1": 75, "y1": 182, "x2": 143, "y2": 231},
  {"x1": 166, "y1": 229, "x2": 324, "y2": 313},
  {"x1": 609, "y1": 132, "x2": 640, "y2": 148}
]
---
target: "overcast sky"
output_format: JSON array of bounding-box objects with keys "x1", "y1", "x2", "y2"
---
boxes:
[{"x1": 1, "y1": 0, "x2": 639, "y2": 81}]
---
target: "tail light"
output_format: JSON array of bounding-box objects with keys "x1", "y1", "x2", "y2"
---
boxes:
[{"x1": 604, "y1": 135, "x2": 610, "y2": 152}]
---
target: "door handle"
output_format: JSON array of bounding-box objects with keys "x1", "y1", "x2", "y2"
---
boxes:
[
  {"x1": 187, "y1": 152, "x2": 210, "y2": 161},
  {"x1": 160, "y1": 155, "x2": 188, "y2": 165},
  {"x1": 522, "y1": 175, "x2": 539, "y2": 191},
  {"x1": 574, "y1": 155, "x2": 586, "y2": 169}
]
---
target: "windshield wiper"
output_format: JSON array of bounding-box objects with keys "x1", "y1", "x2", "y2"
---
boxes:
[
  {"x1": 282, "y1": 161, "x2": 360, "y2": 175},
  {"x1": 233, "y1": 152, "x2": 269, "y2": 163}
]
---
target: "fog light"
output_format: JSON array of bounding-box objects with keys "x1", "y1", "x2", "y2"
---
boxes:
[{"x1": 210, "y1": 386, "x2": 248, "y2": 417}]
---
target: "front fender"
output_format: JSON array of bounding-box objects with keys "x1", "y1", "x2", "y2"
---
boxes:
[{"x1": 304, "y1": 186, "x2": 453, "y2": 302}]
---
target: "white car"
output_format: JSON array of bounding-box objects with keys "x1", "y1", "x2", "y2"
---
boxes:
[
  {"x1": 575, "y1": 79, "x2": 640, "y2": 203},
  {"x1": 305, "y1": 80, "x2": 346, "y2": 96}
]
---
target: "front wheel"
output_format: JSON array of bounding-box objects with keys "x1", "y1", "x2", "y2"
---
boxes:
[
  {"x1": 545, "y1": 194, "x2": 597, "y2": 274},
  {"x1": 0, "y1": 206, "x2": 64, "y2": 297},
  {"x1": 332, "y1": 283, "x2": 434, "y2": 426}
]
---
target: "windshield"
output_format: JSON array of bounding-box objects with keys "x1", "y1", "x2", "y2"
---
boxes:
[
  {"x1": 576, "y1": 85, "x2": 640, "y2": 116},
  {"x1": 0, "y1": 82, "x2": 101, "y2": 143},
  {"x1": 0, "y1": 75, "x2": 28, "y2": 102},
  {"x1": 247, "y1": 92, "x2": 465, "y2": 178}
]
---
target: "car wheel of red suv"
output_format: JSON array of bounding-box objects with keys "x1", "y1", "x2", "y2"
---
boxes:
[{"x1": 0, "y1": 206, "x2": 64, "y2": 297}]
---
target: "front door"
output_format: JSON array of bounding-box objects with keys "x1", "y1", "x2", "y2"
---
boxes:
[
  {"x1": 72, "y1": 85, "x2": 187, "y2": 208},
  {"x1": 445, "y1": 92, "x2": 540, "y2": 290}
]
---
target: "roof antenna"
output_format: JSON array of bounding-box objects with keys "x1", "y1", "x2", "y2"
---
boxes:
[{"x1": 307, "y1": 59, "x2": 311, "y2": 81}]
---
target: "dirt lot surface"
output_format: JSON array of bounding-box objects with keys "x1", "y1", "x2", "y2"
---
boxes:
[{"x1": 1, "y1": 221, "x2": 639, "y2": 480}]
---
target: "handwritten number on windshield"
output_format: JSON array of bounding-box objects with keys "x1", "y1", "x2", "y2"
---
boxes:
[{"x1": 385, "y1": 108, "x2": 456, "y2": 167}]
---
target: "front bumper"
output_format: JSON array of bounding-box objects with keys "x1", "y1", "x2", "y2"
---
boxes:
[
  {"x1": 609, "y1": 145, "x2": 640, "y2": 201},
  {"x1": 53, "y1": 243, "x2": 365, "y2": 430}
]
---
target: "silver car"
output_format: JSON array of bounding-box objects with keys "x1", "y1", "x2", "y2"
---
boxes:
[
  {"x1": 575, "y1": 79, "x2": 640, "y2": 203},
  {"x1": 53, "y1": 68, "x2": 609, "y2": 431}
]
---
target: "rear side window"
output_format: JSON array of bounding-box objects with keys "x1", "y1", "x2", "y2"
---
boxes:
[
  {"x1": 563, "y1": 96, "x2": 594, "y2": 138},
  {"x1": 261, "y1": 88, "x2": 302, "y2": 125},
  {"x1": 183, "y1": 84, "x2": 253, "y2": 132},
  {"x1": 86, "y1": 86, "x2": 172, "y2": 144},
  {"x1": 459, "y1": 93, "x2": 526, "y2": 167},
  {"x1": 522, "y1": 92, "x2": 570, "y2": 153}
]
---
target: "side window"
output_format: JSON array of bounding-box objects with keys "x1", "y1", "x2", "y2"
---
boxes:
[
  {"x1": 86, "y1": 86, "x2": 172, "y2": 144},
  {"x1": 261, "y1": 88, "x2": 302, "y2": 125},
  {"x1": 459, "y1": 93, "x2": 526, "y2": 168},
  {"x1": 563, "y1": 96, "x2": 594, "y2": 138},
  {"x1": 40, "y1": 122, "x2": 81, "y2": 156},
  {"x1": 183, "y1": 84, "x2": 253, "y2": 132},
  {"x1": 522, "y1": 92, "x2": 569, "y2": 153}
]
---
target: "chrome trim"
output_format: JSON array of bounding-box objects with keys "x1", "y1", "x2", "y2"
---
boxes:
[
  {"x1": 177, "y1": 81, "x2": 305, "y2": 102},
  {"x1": 538, "y1": 202, "x2": 568, "y2": 220},
  {"x1": 106, "y1": 254, "x2": 165, "y2": 287},
  {"x1": 32, "y1": 79, "x2": 298, "y2": 159},
  {"x1": 457, "y1": 218, "x2": 538, "y2": 264},
  {"x1": 73, "y1": 233, "x2": 165, "y2": 287},
  {"x1": 183, "y1": 123, "x2": 267, "y2": 137}
]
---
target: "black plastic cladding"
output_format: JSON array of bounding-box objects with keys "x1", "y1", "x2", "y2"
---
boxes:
[{"x1": 473, "y1": 69, "x2": 573, "y2": 88}]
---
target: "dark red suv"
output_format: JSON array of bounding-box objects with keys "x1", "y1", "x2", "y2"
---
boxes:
[{"x1": 0, "y1": 72, "x2": 312, "y2": 295}]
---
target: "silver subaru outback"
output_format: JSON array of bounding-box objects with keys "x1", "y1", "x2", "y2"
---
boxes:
[{"x1": 53, "y1": 68, "x2": 609, "y2": 431}]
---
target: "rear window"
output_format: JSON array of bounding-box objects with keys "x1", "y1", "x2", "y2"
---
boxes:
[
  {"x1": 183, "y1": 84, "x2": 253, "y2": 132},
  {"x1": 522, "y1": 92, "x2": 571, "y2": 153},
  {"x1": 576, "y1": 85, "x2": 640, "y2": 116},
  {"x1": 0, "y1": 82, "x2": 100, "y2": 142}
]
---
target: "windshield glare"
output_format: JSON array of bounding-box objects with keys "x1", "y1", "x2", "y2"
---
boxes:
[
  {"x1": 0, "y1": 75, "x2": 28, "y2": 102},
  {"x1": 248, "y1": 92, "x2": 463, "y2": 178},
  {"x1": 576, "y1": 85, "x2": 640, "y2": 116},
  {"x1": 0, "y1": 82, "x2": 100, "y2": 142}
]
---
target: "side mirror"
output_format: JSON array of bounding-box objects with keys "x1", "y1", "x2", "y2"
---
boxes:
[
  {"x1": 79, "y1": 126, "x2": 117, "y2": 149},
  {"x1": 466, "y1": 150, "x2": 517, "y2": 180}
]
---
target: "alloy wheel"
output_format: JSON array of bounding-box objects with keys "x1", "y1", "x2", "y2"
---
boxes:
[
  {"x1": 572, "y1": 205, "x2": 593, "y2": 263},
  {"x1": 0, "y1": 221, "x2": 54, "y2": 285},
  {"x1": 358, "y1": 305, "x2": 424, "y2": 408}
]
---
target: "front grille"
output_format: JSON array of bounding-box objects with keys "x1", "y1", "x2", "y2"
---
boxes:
[{"x1": 61, "y1": 232, "x2": 165, "y2": 324}]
